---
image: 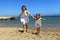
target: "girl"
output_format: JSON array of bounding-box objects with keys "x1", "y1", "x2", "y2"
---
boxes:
[
  {"x1": 32, "y1": 13, "x2": 45, "y2": 35},
  {"x1": 19, "y1": 5, "x2": 34, "y2": 33}
]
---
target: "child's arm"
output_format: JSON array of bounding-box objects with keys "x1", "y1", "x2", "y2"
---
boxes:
[
  {"x1": 42, "y1": 18, "x2": 46, "y2": 20},
  {"x1": 40, "y1": 18, "x2": 46, "y2": 20}
]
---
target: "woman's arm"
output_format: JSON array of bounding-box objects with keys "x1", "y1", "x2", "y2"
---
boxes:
[
  {"x1": 30, "y1": 14, "x2": 36, "y2": 19},
  {"x1": 26, "y1": 10, "x2": 35, "y2": 19},
  {"x1": 40, "y1": 18, "x2": 46, "y2": 20}
]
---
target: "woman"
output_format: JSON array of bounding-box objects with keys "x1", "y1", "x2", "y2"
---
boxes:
[{"x1": 19, "y1": 5, "x2": 34, "y2": 33}]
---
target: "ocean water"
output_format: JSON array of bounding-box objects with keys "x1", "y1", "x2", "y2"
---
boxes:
[{"x1": 0, "y1": 16, "x2": 60, "y2": 28}]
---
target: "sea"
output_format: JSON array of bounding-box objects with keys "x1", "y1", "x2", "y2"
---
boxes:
[{"x1": 0, "y1": 16, "x2": 60, "y2": 29}]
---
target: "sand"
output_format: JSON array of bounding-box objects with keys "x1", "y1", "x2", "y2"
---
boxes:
[{"x1": 0, "y1": 27, "x2": 60, "y2": 40}]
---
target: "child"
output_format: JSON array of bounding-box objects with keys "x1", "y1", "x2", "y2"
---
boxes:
[
  {"x1": 32, "y1": 13, "x2": 45, "y2": 35},
  {"x1": 19, "y1": 5, "x2": 34, "y2": 33}
]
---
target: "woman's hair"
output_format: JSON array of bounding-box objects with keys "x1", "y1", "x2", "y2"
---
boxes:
[
  {"x1": 35, "y1": 13, "x2": 40, "y2": 18},
  {"x1": 21, "y1": 5, "x2": 27, "y2": 12}
]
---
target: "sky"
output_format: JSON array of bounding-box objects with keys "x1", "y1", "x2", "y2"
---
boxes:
[{"x1": 0, "y1": 0, "x2": 60, "y2": 16}]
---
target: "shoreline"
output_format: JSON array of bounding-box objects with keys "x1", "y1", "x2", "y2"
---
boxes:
[
  {"x1": 0, "y1": 26, "x2": 60, "y2": 30},
  {"x1": 0, "y1": 27, "x2": 60, "y2": 33}
]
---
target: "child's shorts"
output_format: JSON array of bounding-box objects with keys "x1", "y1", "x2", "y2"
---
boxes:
[{"x1": 35, "y1": 23, "x2": 41, "y2": 28}]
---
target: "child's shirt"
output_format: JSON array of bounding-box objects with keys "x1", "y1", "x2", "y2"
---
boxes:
[{"x1": 35, "y1": 18, "x2": 42, "y2": 27}]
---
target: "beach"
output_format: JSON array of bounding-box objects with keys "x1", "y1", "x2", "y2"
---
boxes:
[{"x1": 0, "y1": 27, "x2": 60, "y2": 40}]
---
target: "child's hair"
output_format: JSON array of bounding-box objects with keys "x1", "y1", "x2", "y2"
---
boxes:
[
  {"x1": 35, "y1": 13, "x2": 40, "y2": 18},
  {"x1": 21, "y1": 5, "x2": 27, "y2": 12}
]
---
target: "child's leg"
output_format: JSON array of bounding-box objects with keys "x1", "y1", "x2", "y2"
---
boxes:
[
  {"x1": 37, "y1": 27, "x2": 40, "y2": 34},
  {"x1": 34, "y1": 26, "x2": 40, "y2": 34}
]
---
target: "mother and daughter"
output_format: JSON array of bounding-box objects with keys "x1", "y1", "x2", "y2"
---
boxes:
[{"x1": 18, "y1": 5, "x2": 45, "y2": 35}]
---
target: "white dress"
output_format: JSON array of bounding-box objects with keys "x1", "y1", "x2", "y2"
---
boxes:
[
  {"x1": 20, "y1": 10, "x2": 32, "y2": 24},
  {"x1": 35, "y1": 18, "x2": 42, "y2": 27}
]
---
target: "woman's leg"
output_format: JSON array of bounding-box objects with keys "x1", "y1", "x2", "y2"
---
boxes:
[
  {"x1": 22, "y1": 22, "x2": 28, "y2": 33},
  {"x1": 22, "y1": 22, "x2": 28, "y2": 32},
  {"x1": 22, "y1": 22, "x2": 25, "y2": 30},
  {"x1": 25, "y1": 23, "x2": 28, "y2": 32}
]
